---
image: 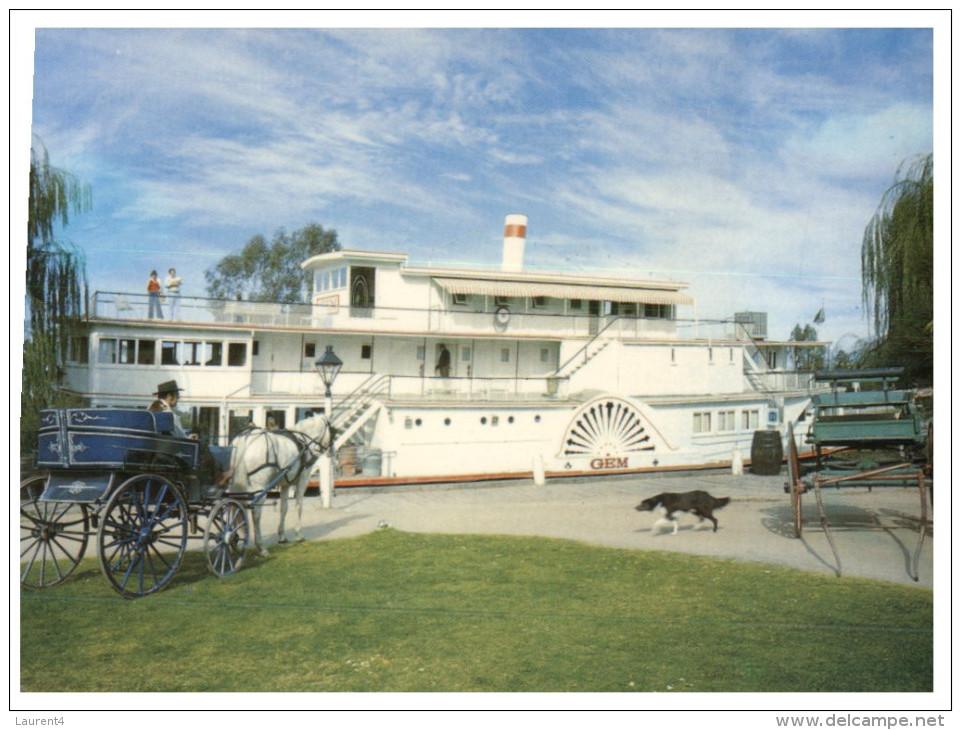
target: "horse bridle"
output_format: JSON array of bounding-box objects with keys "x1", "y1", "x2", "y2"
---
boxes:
[{"x1": 241, "y1": 421, "x2": 334, "y2": 483}]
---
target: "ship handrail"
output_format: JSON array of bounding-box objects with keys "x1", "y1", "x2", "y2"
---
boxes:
[{"x1": 552, "y1": 316, "x2": 625, "y2": 378}]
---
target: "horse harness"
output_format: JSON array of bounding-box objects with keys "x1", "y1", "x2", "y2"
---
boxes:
[{"x1": 241, "y1": 425, "x2": 329, "y2": 486}]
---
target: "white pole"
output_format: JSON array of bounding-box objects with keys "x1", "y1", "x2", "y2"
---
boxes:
[
  {"x1": 318, "y1": 454, "x2": 333, "y2": 509},
  {"x1": 532, "y1": 453, "x2": 546, "y2": 486},
  {"x1": 321, "y1": 389, "x2": 335, "y2": 508}
]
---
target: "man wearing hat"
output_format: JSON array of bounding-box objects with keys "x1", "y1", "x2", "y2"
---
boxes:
[
  {"x1": 149, "y1": 380, "x2": 231, "y2": 486},
  {"x1": 149, "y1": 380, "x2": 189, "y2": 438}
]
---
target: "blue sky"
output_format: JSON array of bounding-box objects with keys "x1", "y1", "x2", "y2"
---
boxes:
[{"x1": 15, "y1": 12, "x2": 943, "y2": 350}]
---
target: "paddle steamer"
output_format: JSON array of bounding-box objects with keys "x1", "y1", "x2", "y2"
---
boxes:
[{"x1": 66, "y1": 215, "x2": 822, "y2": 484}]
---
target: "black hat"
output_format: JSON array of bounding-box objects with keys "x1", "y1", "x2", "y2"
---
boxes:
[{"x1": 154, "y1": 380, "x2": 184, "y2": 397}]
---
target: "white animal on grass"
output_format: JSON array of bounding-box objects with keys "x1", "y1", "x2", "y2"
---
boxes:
[{"x1": 226, "y1": 414, "x2": 334, "y2": 556}]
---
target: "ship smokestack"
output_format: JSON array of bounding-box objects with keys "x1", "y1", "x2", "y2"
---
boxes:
[{"x1": 502, "y1": 214, "x2": 527, "y2": 272}]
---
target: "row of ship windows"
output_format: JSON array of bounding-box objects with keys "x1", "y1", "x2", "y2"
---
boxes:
[
  {"x1": 692, "y1": 409, "x2": 763, "y2": 434},
  {"x1": 452, "y1": 294, "x2": 674, "y2": 319},
  {"x1": 76, "y1": 336, "x2": 252, "y2": 367}
]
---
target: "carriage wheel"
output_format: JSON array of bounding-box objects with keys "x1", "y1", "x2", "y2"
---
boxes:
[
  {"x1": 97, "y1": 474, "x2": 188, "y2": 599},
  {"x1": 203, "y1": 498, "x2": 250, "y2": 577},
  {"x1": 787, "y1": 425, "x2": 804, "y2": 538},
  {"x1": 20, "y1": 475, "x2": 90, "y2": 589}
]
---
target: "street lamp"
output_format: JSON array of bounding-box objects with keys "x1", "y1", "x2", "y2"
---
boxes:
[
  {"x1": 315, "y1": 344, "x2": 343, "y2": 404},
  {"x1": 314, "y1": 345, "x2": 342, "y2": 509}
]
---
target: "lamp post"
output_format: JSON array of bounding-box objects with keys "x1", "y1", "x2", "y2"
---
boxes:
[{"x1": 314, "y1": 345, "x2": 342, "y2": 508}]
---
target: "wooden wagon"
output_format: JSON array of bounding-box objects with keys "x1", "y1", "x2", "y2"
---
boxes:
[{"x1": 785, "y1": 368, "x2": 931, "y2": 580}]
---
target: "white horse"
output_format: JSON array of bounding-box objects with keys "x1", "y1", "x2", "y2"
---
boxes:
[{"x1": 227, "y1": 414, "x2": 334, "y2": 556}]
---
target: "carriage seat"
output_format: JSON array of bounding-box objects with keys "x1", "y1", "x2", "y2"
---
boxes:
[{"x1": 36, "y1": 407, "x2": 199, "y2": 471}]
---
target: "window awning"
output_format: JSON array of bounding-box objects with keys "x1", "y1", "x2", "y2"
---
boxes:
[{"x1": 433, "y1": 277, "x2": 694, "y2": 306}]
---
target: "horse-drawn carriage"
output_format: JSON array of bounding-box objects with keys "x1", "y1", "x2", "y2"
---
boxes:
[
  {"x1": 20, "y1": 407, "x2": 331, "y2": 598},
  {"x1": 785, "y1": 368, "x2": 931, "y2": 580}
]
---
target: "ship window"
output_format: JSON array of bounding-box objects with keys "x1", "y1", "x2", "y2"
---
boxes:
[
  {"x1": 718, "y1": 410, "x2": 736, "y2": 432},
  {"x1": 540, "y1": 348, "x2": 550, "y2": 363},
  {"x1": 570, "y1": 299, "x2": 582, "y2": 310},
  {"x1": 461, "y1": 347, "x2": 471, "y2": 362},
  {"x1": 69, "y1": 336, "x2": 89, "y2": 364},
  {"x1": 117, "y1": 339, "x2": 136, "y2": 365},
  {"x1": 97, "y1": 338, "x2": 117, "y2": 364},
  {"x1": 495, "y1": 296, "x2": 510, "y2": 307},
  {"x1": 416, "y1": 345, "x2": 425, "y2": 361},
  {"x1": 183, "y1": 341, "x2": 203, "y2": 366},
  {"x1": 693, "y1": 412, "x2": 712, "y2": 434},
  {"x1": 205, "y1": 342, "x2": 223, "y2": 366},
  {"x1": 643, "y1": 303, "x2": 671, "y2": 319},
  {"x1": 304, "y1": 343, "x2": 316, "y2": 358},
  {"x1": 361, "y1": 344, "x2": 372, "y2": 360},
  {"x1": 452, "y1": 292, "x2": 468, "y2": 306},
  {"x1": 228, "y1": 342, "x2": 247, "y2": 367},
  {"x1": 531, "y1": 296, "x2": 546, "y2": 308},
  {"x1": 161, "y1": 341, "x2": 180, "y2": 365},
  {"x1": 742, "y1": 410, "x2": 759, "y2": 430},
  {"x1": 137, "y1": 339, "x2": 156, "y2": 365},
  {"x1": 500, "y1": 348, "x2": 511, "y2": 363}
]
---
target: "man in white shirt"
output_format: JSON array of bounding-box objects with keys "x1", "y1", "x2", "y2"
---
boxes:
[{"x1": 165, "y1": 268, "x2": 183, "y2": 320}]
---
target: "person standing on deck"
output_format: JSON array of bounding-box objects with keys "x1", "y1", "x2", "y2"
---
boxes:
[
  {"x1": 435, "y1": 344, "x2": 451, "y2": 378},
  {"x1": 165, "y1": 268, "x2": 182, "y2": 320},
  {"x1": 147, "y1": 270, "x2": 164, "y2": 319}
]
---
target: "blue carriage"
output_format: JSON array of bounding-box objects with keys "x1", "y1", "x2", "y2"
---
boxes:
[{"x1": 21, "y1": 407, "x2": 252, "y2": 598}]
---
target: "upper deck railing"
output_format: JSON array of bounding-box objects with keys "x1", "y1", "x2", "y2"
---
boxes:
[{"x1": 89, "y1": 290, "x2": 776, "y2": 344}]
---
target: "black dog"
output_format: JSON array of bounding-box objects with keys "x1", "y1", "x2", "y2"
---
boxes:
[{"x1": 635, "y1": 490, "x2": 730, "y2": 534}]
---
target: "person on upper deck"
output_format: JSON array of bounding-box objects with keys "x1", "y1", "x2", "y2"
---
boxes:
[
  {"x1": 147, "y1": 270, "x2": 164, "y2": 319},
  {"x1": 165, "y1": 268, "x2": 182, "y2": 320}
]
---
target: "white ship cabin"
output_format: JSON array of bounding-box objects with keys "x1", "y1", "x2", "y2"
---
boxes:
[{"x1": 72, "y1": 215, "x2": 823, "y2": 481}]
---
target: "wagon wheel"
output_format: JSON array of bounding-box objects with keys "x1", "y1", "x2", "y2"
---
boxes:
[
  {"x1": 203, "y1": 498, "x2": 250, "y2": 577},
  {"x1": 20, "y1": 475, "x2": 90, "y2": 589},
  {"x1": 786, "y1": 424, "x2": 804, "y2": 538},
  {"x1": 97, "y1": 474, "x2": 188, "y2": 599}
]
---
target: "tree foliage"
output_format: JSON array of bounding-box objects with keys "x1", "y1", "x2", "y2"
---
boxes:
[
  {"x1": 790, "y1": 324, "x2": 826, "y2": 371},
  {"x1": 860, "y1": 153, "x2": 933, "y2": 386},
  {"x1": 205, "y1": 223, "x2": 341, "y2": 303},
  {"x1": 27, "y1": 143, "x2": 91, "y2": 358},
  {"x1": 23, "y1": 143, "x2": 91, "y2": 453}
]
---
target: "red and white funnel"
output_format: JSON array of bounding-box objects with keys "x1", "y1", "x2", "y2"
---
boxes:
[{"x1": 502, "y1": 214, "x2": 527, "y2": 272}]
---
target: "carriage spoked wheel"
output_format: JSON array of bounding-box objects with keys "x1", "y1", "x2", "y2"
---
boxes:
[
  {"x1": 20, "y1": 475, "x2": 90, "y2": 589},
  {"x1": 786, "y1": 424, "x2": 804, "y2": 538},
  {"x1": 96, "y1": 474, "x2": 188, "y2": 599},
  {"x1": 203, "y1": 498, "x2": 250, "y2": 577}
]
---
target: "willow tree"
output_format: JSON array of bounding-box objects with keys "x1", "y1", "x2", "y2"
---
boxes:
[
  {"x1": 860, "y1": 153, "x2": 933, "y2": 386},
  {"x1": 22, "y1": 144, "x2": 91, "y2": 452}
]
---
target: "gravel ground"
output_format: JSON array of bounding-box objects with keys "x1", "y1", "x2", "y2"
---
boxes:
[{"x1": 251, "y1": 470, "x2": 934, "y2": 588}]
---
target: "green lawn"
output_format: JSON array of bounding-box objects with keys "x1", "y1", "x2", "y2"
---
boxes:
[{"x1": 20, "y1": 529, "x2": 932, "y2": 692}]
